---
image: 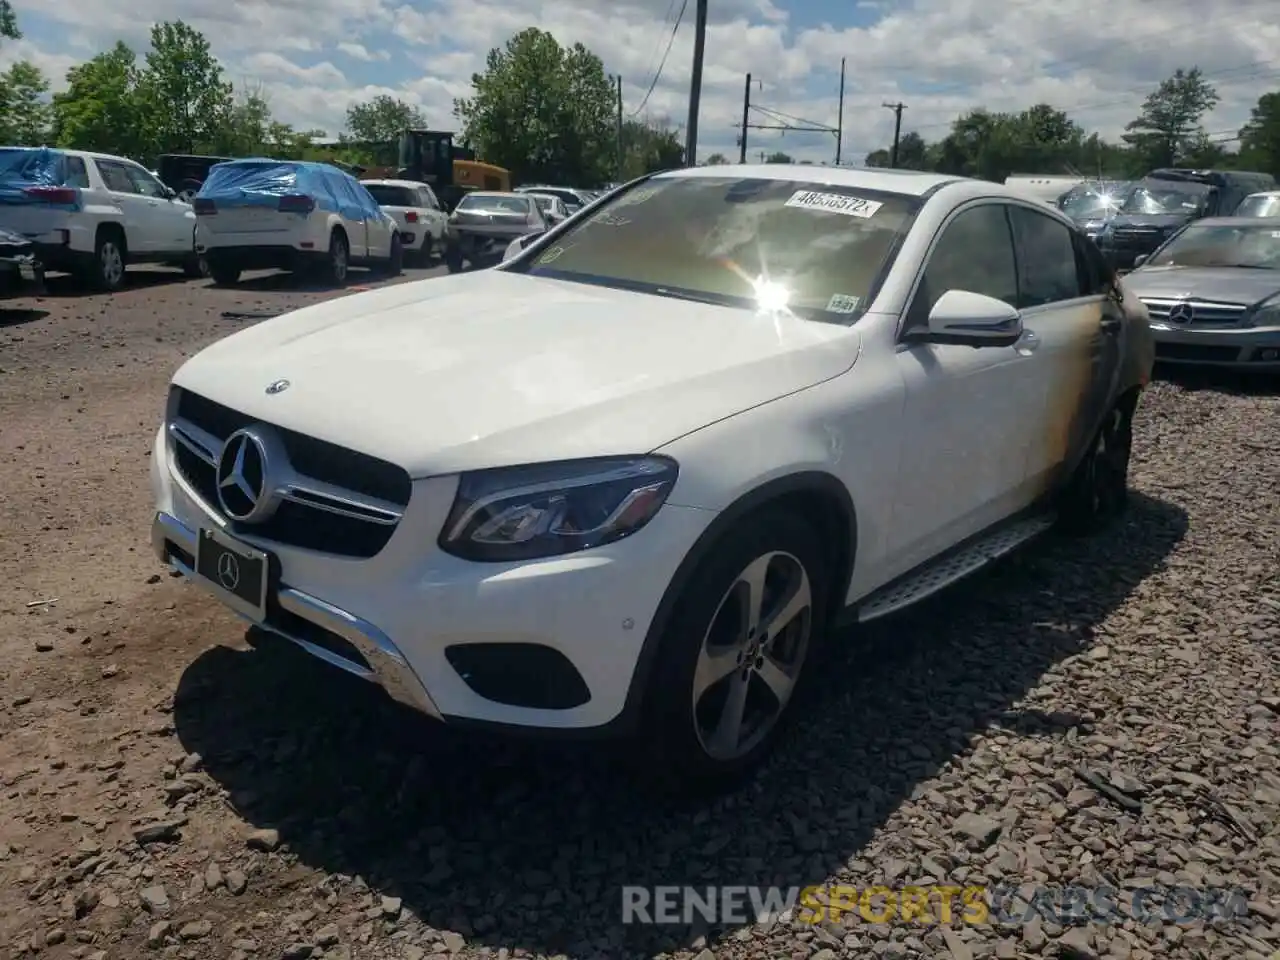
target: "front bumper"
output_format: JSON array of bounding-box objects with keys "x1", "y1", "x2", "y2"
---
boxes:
[
  {"x1": 1150, "y1": 324, "x2": 1280, "y2": 370},
  {"x1": 150, "y1": 425, "x2": 711, "y2": 732}
]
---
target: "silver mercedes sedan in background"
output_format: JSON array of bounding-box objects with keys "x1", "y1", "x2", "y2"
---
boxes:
[{"x1": 1124, "y1": 216, "x2": 1280, "y2": 371}]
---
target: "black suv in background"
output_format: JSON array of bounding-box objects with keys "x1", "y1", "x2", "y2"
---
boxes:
[
  {"x1": 1097, "y1": 168, "x2": 1277, "y2": 270},
  {"x1": 155, "y1": 154, "x2": 234, "y2": 202}
]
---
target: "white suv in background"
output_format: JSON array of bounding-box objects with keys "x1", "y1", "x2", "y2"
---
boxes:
[
  {"x1": 361, "y1": 179, "x2": 448, "y2": 263},
  {"x1": 0, "y1": 146, "x2": 200, "y2": 290},
  {"x1": 193, "y1": 159, "x2": 402, "y2": 287}
]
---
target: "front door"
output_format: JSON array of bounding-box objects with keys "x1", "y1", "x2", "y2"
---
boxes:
[
  {"x1": 95, "y1": 159, "x2": 157, "y2": 253},
  {"x1": 888, "y1": 201, "x2": 1045, "y2": 575},
  {"x1": 1006, "y1": 203, "x2": 1124, "y2": 492}
]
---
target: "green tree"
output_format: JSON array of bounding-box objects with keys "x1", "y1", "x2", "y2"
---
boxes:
[
  {"x1": 1238, "y1": 92, "x2": 1280, "y2": 174},
  {"x1": 0, "y1": 1, "x2": 18, "y2": 41},
  {"x1": 619, "y1": 118, "x2": 682, "y2": 177},
  {"x1": 344, "y1": 95, "x2": 427, "y2": 143},
  {"x1": 455, "y1": 27, "x2": 616, "y2": 184},
  {"x1": 1122, "y1": 68, "x2": 1219, "y2": 169},
  {"x1": 0, "y1": 60, "x2": 50, "y2": 145},
  {"x1": 137, "y1": 21, "x2": 234, "y2": 154},
  {"x1": 51, "y1": 43, "x2": 147, "y2": 158},
  {"x1": 704, "y1": 152, "x2": 728, "y2": 165},
  {"x1": 764, "y1": 150, "x2": 793, "y2": 163}
]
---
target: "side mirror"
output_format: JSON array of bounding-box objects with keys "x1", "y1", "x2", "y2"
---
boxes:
[
  {"x1": 164, "y1": 186, "x2": 178, "y2": 200},
  {"x1": 917, "y1": 289, "x2": 1023, "y2": 348},
  {"x1": 1132, "y1": 254, "x2": 1149, "y2": 268}
]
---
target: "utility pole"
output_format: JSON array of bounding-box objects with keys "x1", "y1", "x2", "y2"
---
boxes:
[
  {"x1": 835, "y1": 58, "x2": 846, "y2": 165},
  {"x1": 685, "y1": 0, "x2": 709, "y2": 166},
  {"x1": 883, "y1": 101, "x2": 906, "y2": 168},
  {"x1": 739, "y1": 73, "x2": 754, "y2": 164},
  {"x1": 615, "y1": 74, "x2": 624, "y2": 181}
]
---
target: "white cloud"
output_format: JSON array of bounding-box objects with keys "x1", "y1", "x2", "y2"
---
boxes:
[{"x1": 5, "y1": 0, "x2": 1279, "y2": 165}]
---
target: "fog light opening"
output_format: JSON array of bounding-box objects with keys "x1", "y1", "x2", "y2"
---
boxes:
[{"x1": 1259, "y1": 349, "x2": 1279, "y2": 362}]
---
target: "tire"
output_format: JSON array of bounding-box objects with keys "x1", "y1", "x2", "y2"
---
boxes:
[
  {"x1": 209, "y1": 262, "x2": 241, "y2": 286},
  {"x1": 417, "y1": 234, "x2": 433, "y2": 264},
  {"x1": 382, "y1": 233, "x2": 403, "y2": 276},
  {"x1": 324, "y1": 229, "x2": 349, "y2": 286},
  {"x1": 444, "y1": 243, "x2": 464, "y2": 273},
  {"x1": 182, "y1": 255, "x2": 210, "y2": 279},
  {"x1": 637, "y1": 511, "x2": 829, "y2": 797},
  {"x1": 83, "y1": 228, "x2": 127, "y2": 292},
  {"x1": 1057, "y1": 392, "x2": 1138, "y2": 535}
]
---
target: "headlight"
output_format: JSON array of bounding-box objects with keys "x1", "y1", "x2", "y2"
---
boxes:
[
  {"x1": 439, "y1": 456, "x2": 678, "y2": 561},
  {"x1": 1253, "y1": 303, "x2": 1280, "y2": 328}
]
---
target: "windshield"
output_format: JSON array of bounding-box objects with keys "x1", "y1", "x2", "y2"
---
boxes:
[
  {"x1": 457, "y1": 194, "x2": 531, "y2": 215},
  {"x1": 363, "y1": 184, "x2": 418, "y2": 207},
  {"x1": 1119, "y1": 182, "x2": 1208, "y2": 216},
  {"x1": 1061, "y1": 183, "x2": 1132, "y2": 219},
  {"x1": 512, "y1": 175, "x2": 921, "y2": 322},
  {"x1": 1147, "y1": 223, "x2": 1280, "y2": 269},
  {"x1": 1235, "y1": 195, "x2": 1280, "y2": 218}
]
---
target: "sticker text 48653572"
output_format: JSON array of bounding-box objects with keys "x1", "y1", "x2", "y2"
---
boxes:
[{"x1": 784, "y1": 190, "x2": 884, "y2": 219}]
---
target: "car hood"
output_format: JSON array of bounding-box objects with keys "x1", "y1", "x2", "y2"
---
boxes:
[
  {"x1": 172, "y1": 270, "x2": 861, "y2": 477},
  {"x1": 1123, "y1": 265, "x2": 1280, "y2": 308}
]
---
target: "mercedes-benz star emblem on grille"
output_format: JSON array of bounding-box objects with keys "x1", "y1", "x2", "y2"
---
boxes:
[
  {"x1": 1168, "y1": 302, "x2": 1195, "y2": 325},
  {"x1": 216, "y1": 552, "x2": 241, "y2": 590},
  {"x1": 265, "y1": 378, "x2": 290, "y2": 395},
  {"x1": 216, "y1": 428, "x2": 275, "y2": 523}
]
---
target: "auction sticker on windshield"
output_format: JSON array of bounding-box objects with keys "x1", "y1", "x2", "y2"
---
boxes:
[
  {"x1": 785, "y1": 191, "x2": 883, "y2": 218},
  {"x1": 826, "y1": 294, "x2": 861, "y2": 314}
]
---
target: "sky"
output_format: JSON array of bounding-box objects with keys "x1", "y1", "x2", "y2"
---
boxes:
[{"x1": 1, "y1": 0, "x2": 1278, "y2": 167}]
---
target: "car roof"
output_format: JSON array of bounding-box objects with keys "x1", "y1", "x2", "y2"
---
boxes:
[
  {"x1": 1192, "y1": 215, "x2": 1280, "y2": 228},
  {"x1": 654, "y1": 163, "x2": 969, "y2": 198},
  {"x1": 360, "y1": 178, "x2": 427, "y2": 189},
  {"x1": 1244, "y1": 191, "x2": 1280, "y2": 198},
  {"x1": 463, "y1": 191, "x2": 528, "y2": 199}
]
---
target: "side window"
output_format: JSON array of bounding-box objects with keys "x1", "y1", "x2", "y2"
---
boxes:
[
  {"x1": 1072, "y1": 232, "x2": 1113, "y2": 297},
  {"x1": 125, "y1": 164, "x2": 168, "y2": 199},
  {"x1": 96, "y1": 160, "x2": 138, "y2": 194},
  {"x1": 1008, "y1": 206, "x2": 1081, "y2": 308},
  {"x1": 62, "y1": 156, "x2": 90, "y2": 188},
  {"x1": 908, "y1": 204, "x2": 1018, "y2": 329}
]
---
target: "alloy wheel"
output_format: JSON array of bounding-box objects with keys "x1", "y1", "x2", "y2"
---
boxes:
[{"x1": 691, "y1": 550, "x2": 813, "y2": 761}]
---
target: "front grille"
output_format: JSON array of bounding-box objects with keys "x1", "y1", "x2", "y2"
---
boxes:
[
  {"x1": 168, "y1": 388, "x2": 411, "y2": 559},
  {"x1": 1140, "y1": 298, "x2": 1248, "y2": 327}
]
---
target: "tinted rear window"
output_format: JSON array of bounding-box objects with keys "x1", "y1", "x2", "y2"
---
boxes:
[{"x1": 364, "y1": 184, "x2": 419, "y2": 207}]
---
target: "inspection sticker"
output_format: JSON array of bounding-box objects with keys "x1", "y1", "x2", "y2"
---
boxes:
[
  {"x1": 785, "y1": 190, "x2": 883, "y2": 218},
  {"x1": 826, "y1": 293, "x2": 861, "y2": 313}
]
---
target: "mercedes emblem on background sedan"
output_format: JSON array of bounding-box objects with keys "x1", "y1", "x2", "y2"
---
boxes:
[
  {"x1": 1168, "y1": 302, "x2": 1195, "y2": 325},
  {"x1": 216, "y1": 428, "x2": 275, "y2": 523},
  {"x1": 265, "y1": 378, "x2": 290, "y2": 395}
]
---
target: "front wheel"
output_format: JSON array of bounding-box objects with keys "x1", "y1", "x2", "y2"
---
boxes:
[
  {"x1": 444, "y1": 243, "x2": 464, "y2": 274},
  {"x1": 638, "y1": 511, "x2": 828, "y2": 796},
  {"x1": 1057, "y1": 394, "x2": 1137, "y2": 535}
]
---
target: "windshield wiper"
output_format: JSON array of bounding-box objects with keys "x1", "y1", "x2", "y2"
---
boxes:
[{"x1": 1216, "y1": 263, "x2": 1276, "y2": 270}]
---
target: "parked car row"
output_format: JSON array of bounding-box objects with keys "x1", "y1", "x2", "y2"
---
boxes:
[{"x1": 0, "y1": 145, "x2": 606, "y2": 293}]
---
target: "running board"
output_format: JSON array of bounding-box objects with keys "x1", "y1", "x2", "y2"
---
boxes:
[{"x1": 856, "y1": 513, "x2": 1057, "y2": 623}]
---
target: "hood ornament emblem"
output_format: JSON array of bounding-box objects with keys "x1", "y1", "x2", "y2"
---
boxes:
[
  {"x1": 1168, "y1": 302, "x2": 1194, "y2": 325},
  {"x1": 265, "y1": 379, "x2": 290, "y2": 395}
]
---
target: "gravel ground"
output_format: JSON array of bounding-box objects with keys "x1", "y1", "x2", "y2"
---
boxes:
[{"x1": 1, "y1": 265, "x2": 1278, "y2": 960}]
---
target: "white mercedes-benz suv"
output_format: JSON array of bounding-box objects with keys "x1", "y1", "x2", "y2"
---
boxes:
[{"x1": 150, "y1": 165, "x2": 1154, "y2": 792}]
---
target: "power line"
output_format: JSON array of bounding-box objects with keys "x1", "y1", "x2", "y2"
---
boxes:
[
  {"x1": 630, "y1": 0, "x2": 688, "y2": 117},
  {"x1": 634, "y1": 0, "x2": 680, "y2": 101}
]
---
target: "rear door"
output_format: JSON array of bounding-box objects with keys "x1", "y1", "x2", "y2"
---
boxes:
[
  {"x1": 1006, "y1": 203, "x2": 1123, "y2": 493},
  {"x1": 330, "y1": 172, "x2": 369, "y2": 258},
  {"x1": 417, "y1": 185, "x2": 448, "y2": 240},
  {"x1": 95, "y1": 158, "x2": 158, "y2": 253},
  {"x1": 123, "y1": 162, "x2": 191, "y2": 254}
]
